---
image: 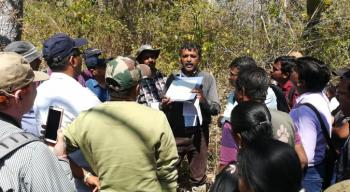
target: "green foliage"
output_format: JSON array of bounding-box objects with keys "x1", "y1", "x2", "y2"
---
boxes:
[
  {"x1": 23, "y1": 0, "x2": 129, "y2": 56},
  {"x1": 23, "y1": 0, "x2": 350, "y2": 181},
  {"x1": 302, "y1": 0, "x2": 350, "y2": 69}
]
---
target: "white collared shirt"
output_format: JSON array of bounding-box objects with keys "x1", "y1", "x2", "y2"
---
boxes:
[{"x1": 33, "y1": 72, "x2": 101, "y2": 135}]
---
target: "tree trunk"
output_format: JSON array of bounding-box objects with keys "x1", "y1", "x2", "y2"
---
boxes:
[{"x1": 0, "y1": 0, "x2": 23, "y2": 48}]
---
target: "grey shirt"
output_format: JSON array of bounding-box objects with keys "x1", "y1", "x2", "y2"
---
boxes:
[{"x1": 0, "y1": 115, "x2": 76, "y2": 192}]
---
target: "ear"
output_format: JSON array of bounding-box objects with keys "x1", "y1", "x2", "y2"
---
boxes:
[
  {"x1": 297, "y1": 79, "x2": 304, "y2": 88},
  {"x1": 296, "y1": 80, "x2": 306, "y2": 93},
  {"x1": 282, "y1": 72, "x2": 290, "y2": 79},
  {"x1": 236, "y1": 87, "x2": 246, "y2": 102},
  {"x1": 68, "y1": 56, "x2": 77, "y2": 67},
  {"x1": 91, "y1": 69, "x2": 97, "y2": 76},
  {"x1": 13, "y1": 89, "x2": 23, "y2": 103}
]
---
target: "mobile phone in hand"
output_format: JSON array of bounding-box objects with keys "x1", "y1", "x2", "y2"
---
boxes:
[{"x1": 44, "y1": 106, "x2": 63, "y2": 144}]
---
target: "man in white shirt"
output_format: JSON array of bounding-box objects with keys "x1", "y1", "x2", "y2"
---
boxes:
[
  {"x1": 33, "y1": 33, "x2": 101, "y2": 191},
  {"x1": 34, "y1": 33, "x2": 100, "y2": 133}
]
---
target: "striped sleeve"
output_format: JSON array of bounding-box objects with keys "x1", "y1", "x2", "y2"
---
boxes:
[{"x1": 23, "y1": 142, "x2": 76, "y2": 191}]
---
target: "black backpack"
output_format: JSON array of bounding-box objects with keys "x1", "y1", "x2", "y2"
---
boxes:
[{"x1": 269, "y1": 84, "x2": 290, "y2": 112}]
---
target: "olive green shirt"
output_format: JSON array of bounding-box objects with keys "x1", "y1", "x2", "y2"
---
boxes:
[{"x1": 64, "y1": 102, "x2": 178, "y2": 191}]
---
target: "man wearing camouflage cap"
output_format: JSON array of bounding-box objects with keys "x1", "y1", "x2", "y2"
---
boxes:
[
  {"x1": 135, "y1": 44, "x2": 167, "y2": 109},
  {"x1": 0, "y1": 52, "x2": 75, "y2": 191},
  {"x1": 61, "y1": 56, "x2": 179, "y2": 191}
]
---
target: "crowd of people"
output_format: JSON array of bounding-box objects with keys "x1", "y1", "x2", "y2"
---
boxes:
[{"x1": 0, "y1": 32, "x2": 349, "y2": 192}]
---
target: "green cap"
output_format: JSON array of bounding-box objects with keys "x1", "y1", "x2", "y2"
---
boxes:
[{"x1": 105, "y1": 56, "x2": 141, "y2": 91}]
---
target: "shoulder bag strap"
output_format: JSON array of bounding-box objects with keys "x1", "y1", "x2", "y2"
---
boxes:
[
  {"x1": 0, "y1": 132, "x2": 40, "y2": 160},
  {"x1": 303, "y1": 103, "x2": 336, "y2": 154}
]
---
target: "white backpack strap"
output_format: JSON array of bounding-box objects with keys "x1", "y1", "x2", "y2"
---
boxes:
[{"x1": 0, "y1": 132, "x2": 40, "y2": 160}]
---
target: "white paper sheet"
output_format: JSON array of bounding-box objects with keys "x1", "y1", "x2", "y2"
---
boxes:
[
  {"x1": 182, "y1": 98, "x2": 203, "y2": 127},
  {"x1": 183, "y1": 101, "x2": 198, "y2": 127},
  {"x1": 165, "y1": 77, "x2": 203, "y2": 102}
]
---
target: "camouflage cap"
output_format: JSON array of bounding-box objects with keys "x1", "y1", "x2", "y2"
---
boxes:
[{"x1": 105, "y1": 56, "x2": 141, "y2": 91}]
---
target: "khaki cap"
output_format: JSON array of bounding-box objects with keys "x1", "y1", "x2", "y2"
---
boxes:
[
  {"x1": 0, "y1": 52, "x2": 48, "y2": 94},
  {"x1": 135, "y1": 44, "x2": 160, "y2": 61}
]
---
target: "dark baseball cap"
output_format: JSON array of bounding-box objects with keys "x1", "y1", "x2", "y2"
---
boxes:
[
  {"x1": 83, "y1": 48, "x2": 102, "y2": 58},
  {"x1": 42, "y1": 33, "x2": 87, "y2": 62},
  {"x1": 85, "y1": 58, "x2": 107, "y2": 69},
  {"x1": 83, "y1": 48, "x2": 107, "y2": 69}
]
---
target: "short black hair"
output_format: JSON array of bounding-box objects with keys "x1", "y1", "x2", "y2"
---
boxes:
[
  {"x1": 295, "y1": 56, "x2": 330, "y2": 92},
  {"x1": 179, "y1": 41, "x2": 202, "y2": 59},
  {"x1": 46, "y1": 48, "x2": 81, "y2": 71},
  {"x1": 235, "y1": 67, "x2": 269, "y2": 103},
  {"x1": 229, "y1": 56, "x2": 257, "y2": 71},
  {"x1": 274, "y1": 56, "x2": 296, "y2": 76},
  {"x1": 107, "y1": 86, "x2": 134, "y2": 101}
]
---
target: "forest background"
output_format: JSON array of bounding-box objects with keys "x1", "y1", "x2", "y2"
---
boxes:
[{"x1": 1, "y1": 0, "x2": 350, "y2": 183}]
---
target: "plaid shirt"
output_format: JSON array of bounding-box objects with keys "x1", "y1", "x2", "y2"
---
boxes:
[{"x1": 137, "y1": 70, "x2": 166, "y2": 106}]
